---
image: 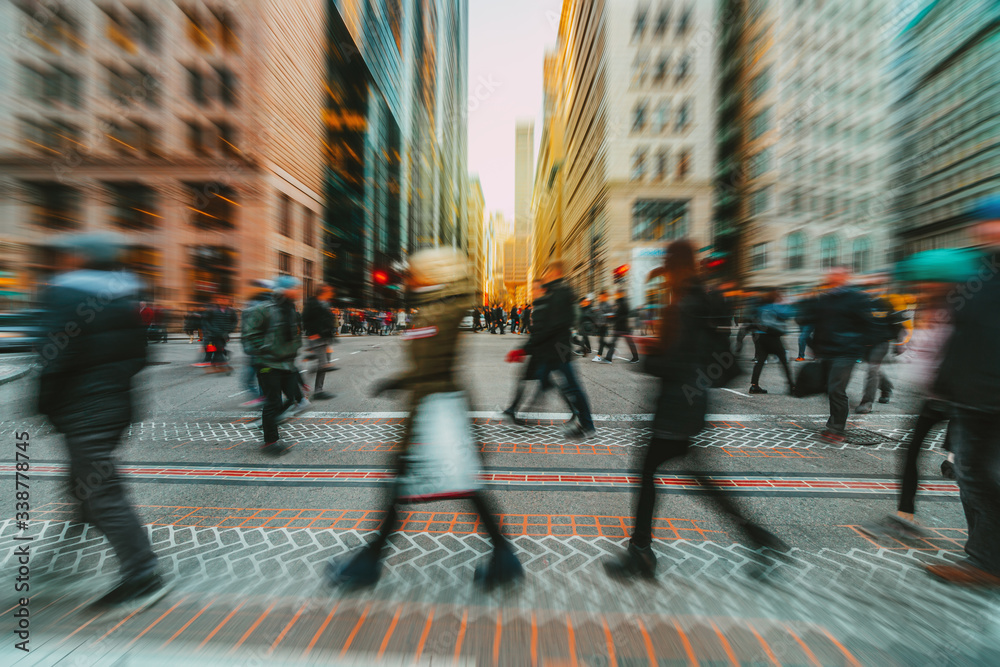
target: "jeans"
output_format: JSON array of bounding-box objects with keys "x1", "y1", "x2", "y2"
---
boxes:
[
  {"x1": 208, "y1": 337, "x2": 228, "y2": 365},
  {"x1": 950, "y1": 408, "x2": 1000, "y2": 574},
  {"x1": 824, "y1": 357, "x2": 858, "y2": 433},
  {"x1": 631, "y1": 438, "x2": 754, "y2": 549},
  {"x1": 899, "y1": 400, "x2": 951, "y2": 514},
  {"x1": 605, "y1": 330, "x2": 639, "y2": 362},
  {"x1": 861, "y1": 341, "x2": 894, "y2": 405},
  {"x1": 575, "y1": 333, "x2": 592, "y2": 354},
  {"x1": 66, "y1": 429, "x2": 157, "y2": 580},
  {"x1": 309, "y1": 337, "x2": 332, "y2": 391},
  {"x1": 259, "y1": 368, "x2": 303, "y2": 444},
  {"x1": 535, "y1": 360, "x2": 594, "y2": 430},
  {"x1": 596, "y1": 325, "x2": 610, "y2": 358},
  {"x1": 797, "y1": 325, "x2": 813, "y2": 358},
  {"x1": 242, "y1": 362, "x2": 261, "y2": 396},
  {"x1": 750, "y1": 333, "x2": 794, "y2": 389}
]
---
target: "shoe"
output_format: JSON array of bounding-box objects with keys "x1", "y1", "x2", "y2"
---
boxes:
[
  {"x1": 262, "y1": 440, "x2": 290, "y2": 455},
  {"x1": 855, "y1": 402, "x2": 873, "y2": 415},
  {"x1": 474, "y1": 545, "x2": 524, "y2": 590},
  {"x1": 603, "y1": 543, "x2": 657, "y2": 580},
  {"x1": 562, "y1": 420, "x2": 596, "y2": 440},
  {"x1": 819, "y1": 429, "x2": 846, "y2": 444},
  {"x1": 326, "y1": 547, "x2": 382, "y2": 589},
  {"x1": 878, "y1": 390, "x2": 892, "y2": 404},
  {"x1": 573, "y1": 350, "x2": 584, "y2": 356},
  {"x1": 191, "y1": 362, "x2": 211, "y2": 367},
  {"x1": 748, "y1": 385, "x2": 768, "y2": 394},
  {"x1": 887, "y1": 511, "x2": 926, "y2": 537},
  {"x1": 312, "y1": 391, "x2": 335, "y2": 400},
  {"x1": 279, "y1": 399, "x2": 311, "y2": 422},
  {"x1": 941, "y1": 459, "x2": 956, "y2": 480},
  {"x1": 926, "y1": 562, "x2": 1000, "y2": 587},
  {"x1": 591, "y1": 356, "x2": 603, "y2": 362},
  {"x1": 743, "y1": 524, "x2": 789, "y2": 553},
  {"x1": 246, "y1": 418, "x2": 263, "y2": 429},
  {"x1": 629, "y1": 357, "x2": 640, "y2": 364},
  {"x1": 788, "y1": 384, "x2": 796, "y2": 396},
  {"x1": 240, "y1": 396, "x2": 266, "y2": 408},
  {"x1": 94, "y1": 572, "x2": 171, "y2": 609},
  {"x1": 795, "y1": 357, "x2": 806, "y2": 362},
  {"x1": 502, "y1": 409, "x2": 527, "y2": 427}
]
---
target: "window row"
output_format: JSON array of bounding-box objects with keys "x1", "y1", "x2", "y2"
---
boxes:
[
  {"x1": 631, "y1": 148, "x2": 692, "y2": 182},
  {"x1": 631, "y1": 52, "x2": 692, "y2": 87},
  {"x1": 633, "y1": 5, "x2": 693, "y2": 41},
  {"x1": 19, "y1": 117, "x2": 241, "y2": 158},
  {"x1": 631, "y1": 99, "x2": 692, "y2": 133},
  {"x1": 752, "y1": 233, "x2": 873, "y2": 274}
]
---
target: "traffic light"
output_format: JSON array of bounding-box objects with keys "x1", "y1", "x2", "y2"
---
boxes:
[
  {"x1": 373, "y1": 269, "x2": 389, "y2": 286},
  {"x1": 613, "y1": 264, "x2": 630, "y2": 283}
]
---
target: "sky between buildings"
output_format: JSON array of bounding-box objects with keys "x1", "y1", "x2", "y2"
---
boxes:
[{"x1": 467, "y1": 0, "x2": 562, "y2": 220}]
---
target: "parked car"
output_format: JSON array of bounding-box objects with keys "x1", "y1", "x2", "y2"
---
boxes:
[
  {"x1": 0, "y1": 310, "x2": 45, "y2": 352},
  {"x1": 459, "y1": 309, "x2": 475, "y2": 330}
]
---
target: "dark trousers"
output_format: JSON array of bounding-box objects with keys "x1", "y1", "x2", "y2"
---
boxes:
[
  {"x1": 310, "y1": 338, "x2": 331, "y2": 391},
  {"x1": 861, "y1": 341, "x2": 894, "y2": 404},
  {"x1": 207, "y1": 337, "x2": 228, "y2": 365},
  {"x1": 950, "y1": 408, "x2": 1000, "y2": 574},
  {"x1": 596, "y1": 325, "x2": 610, "y2": 357},
  {"x1": 507, "y1": 362, "x2": 570, "y2": 414},
  {"x1": 605, "y1": 330, "x2": 639, "y2": 362},
  {"x1": 750, "y1": 333, "x2": 794, "y2": 389},
  {"x1": 535, "y1": 360, "x2": 594, "y2": 430},
  {"x1": 576, "y1": 333, "x2": 592, "y2": 354},
  {"x1": 899, "y1": 400, "x2": 952, "y2": 514},
  {"x1": 259, "y1": 368, "x2": 303, "y2": 444},
  {"x1": 66, "y1": 429, "x2": 157, "y2": 580},
  {"x1": 824, "y1": 357, "x2": 857, "y2": 433},
  {"x1": 511, "y1": 318, "x2": 519, "y2": 333},
  {"x1": 631, "y1": 438, "x2": 753, "y2": 549}
]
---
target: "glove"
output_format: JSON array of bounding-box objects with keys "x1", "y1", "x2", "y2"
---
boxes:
[{"x1": 505, "y1": 349, "x2": 526, "y2": 363}]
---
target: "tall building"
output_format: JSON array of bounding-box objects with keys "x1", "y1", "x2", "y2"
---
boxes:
[
  {"x1": 892, "y1": 0, "x2": 1000, "y2": 254},
  {"x1": 532, "y1": 0, "x2": 717, "y2": 302},
  {"x1": 506, "y1": 121, "x2": 533, "y2": 304},
  {"x1": 0, "y1": 0, "x2": 326, "y2": 307},
  {"x1": 531, "y1": 51, "x2": 564, "y2": 281},
  {"x1": 716, "y1": 0, "x2": 895, "y2": 291},
  {"x1": 466, "y1": 174, "x2": 485, "y2": 300},
  {"x1": 484, "y1": 210, "x2": 508, "y2": 305}
]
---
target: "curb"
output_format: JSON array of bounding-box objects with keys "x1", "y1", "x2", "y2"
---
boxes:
[{"x1": 0, "y1": 365, "x2": 31, "y2": 386}]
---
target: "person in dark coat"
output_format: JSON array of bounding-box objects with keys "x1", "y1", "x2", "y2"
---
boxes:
[
  {"x1": 473, "y1": 307, "x2": 482, "y2": 332},
  {"x1": 521, "y1": 304, "x2": 532, "y2": 334},
  {"x1": 200, "y1": 294, "x2": 238, "y2": 371},
  {"x1": 603, "y1": 240, "x2": 785, "y2": 580},
  {"x1": 183, "y1": 307, "x2": 201, "y2": 344},
  {"x1": 601, "y1": 289, "x2": 640, "y2": 363},
  {"x1": 510, "y1": 305, "x2": 520, "y2": 334},
  {"x1": 37, "y1": 232, "x2": 168, "y2": 608},
  {"x1": 302, "y1": 284, "x2": 337, "y2": 400}
]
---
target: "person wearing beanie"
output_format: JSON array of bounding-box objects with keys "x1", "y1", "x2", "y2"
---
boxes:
[
  {"x1": 926, "y1": 196, "x2": 1000, "y2": 586},
  {"x1": 241, "y1": 275, "x2": 307, "y2": 453},
  {"x1": 37, "y1": 232, "x2": 169, "y2": 609},
  {"x1": 326, "y1": 247, "x2": 524, "y2": 591}
]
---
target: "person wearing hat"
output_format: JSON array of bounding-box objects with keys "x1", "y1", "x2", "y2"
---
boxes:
[
  {"x1": 326, "y1": 248, "x2": 523, "y2": 590},
  {"x1": 926, "y1": 196, "x2": 1000, "y2": 586},
  {"x1": 37, "y1": 232, "x2": 169, "y2": 609},
  {"x1": 241, "y1": 274, "x2": 307, "y2": 453}
]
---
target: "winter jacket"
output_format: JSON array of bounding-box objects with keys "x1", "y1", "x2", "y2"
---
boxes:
[
  {"x1": 578, "y1": 304, "x2": 597, "y2": 335},
  {"x1": 797, "y1": 287, "x2": 876, "y2": 359},
  {"x1": 302, "y1": 296, "x2": 335, "y2": 338},
  {"x1": 183, "y1": 311, "x2": 201, "y2": 331},
  {"x1": 241, "y1": 295, "x2": 302, "y2": 371},
  {"x1": 613, "y1": 296, "x2": 631, "y2": 332},
  {"x1": 201, "y1": 305, "x2": 237, "y2": 340},
  {"x1": 754, "y1": 303, "x2": 794, "y2": 336},
  {"x1": 37, "y1": 269, "x2": 147, "y2": 435},
  {"x1": 523, "y1": 278, "x2": 577, "y2": 364}
]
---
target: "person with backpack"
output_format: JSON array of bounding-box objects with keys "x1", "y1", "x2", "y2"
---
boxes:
[
  {"x1": 748, "y1": 290, "x2": 796, "y2": 395},
  {"x1": 241, "y1": 275, "x2": 307, "y2": 454}
]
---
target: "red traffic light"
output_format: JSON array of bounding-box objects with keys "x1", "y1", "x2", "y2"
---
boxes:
[
  {"x1": 613, "y1": 264, "x2": 630, "y2": 277},
  {"x1": 373, "y1": 270, "x2": 389, "y2": 285}
]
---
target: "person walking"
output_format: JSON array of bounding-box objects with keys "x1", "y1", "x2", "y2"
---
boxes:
[
  {"x1": 592, "y1": 291, "x2": 615, "y2": 363},
  {"x1": 510, "y1": 305, "x2": 520, "y2": 334},
  {"x1": 473, "y1": 307, "x2": 483, "y2": 332},
  {"x1": 521, "y1": 303, "x2": 532, "y2": 335},
  {"x1": 796, "y1": 267, "x2": 876, "y2": 443},
  {"x1": 183, "y1": 307, "x2": 201, "y2": 344},
  {"x1": 747, "y1": 290, "x2": 796, "y2": 395},
  {"x1": 396, "y1": 307, "x2": 407, "y2": 334},
  {"x1": 241, "y1": 276, "x2": 308, "y2": 454},
  {"x1": 855, "y1": 286, "x2": 906, "y2": 413},
  {"x1": 326, "y1": 248, "x2": 524, "y2": 590},
  {"x1": 603, "y1": 240, "x2": 785, "y2": 580},
  {"x1": 201, "y1": 294, "x2": 238, "y2": 373},
  {"x1": 37, "y1": 232, "x2": 168, "y2": 608},
  {"x1": 302, "y1": 284, "x2": 337, "y2": 401},
  {"x1": 575, "y1": 295, "x2": 595, "y2": 356},
  {"x1": 495, "y1": 304, "x2": 506, "y2": 334},
  {"x1": 238, "y1": 280, "x2": 274, "y2": 408},
  {"x1": 602, "y1": 289, "x2": 640, "y2": 364}
]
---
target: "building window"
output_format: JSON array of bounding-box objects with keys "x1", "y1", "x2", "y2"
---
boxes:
[
  {"x1": 677, "y1": 6, "x2": 691, "y2": 34},
  {"x1": 187, "y1": 182, "x2": 238, "y2": 229},
  {"x1": 211, "y1": 7, "x2": 240, "y2": 52},
  {"x1": 655, "y1": 7, "x2": 670, "y2": 36},
  {"x1": 852, "y1": 236, "x2": 872, "y2": 274},
  {"x1": 215, "y1": 121, "x2": 237, "y2": 155},
  {"x1": 186, "y1": 121, "x2": 208, "y2": 154},
  {"x1": 748, "y1": 147, "x2": 772, "y2": 180},
  {"x1": 633, "y1": 8, "x2": 648, "y2": 40},
  {"x1": 632, "y1": 102, "x2": 648, "y2": 132},
  {"x1": 676, "y1": 54, "x2": 691, "y2": 83},
  {"x1": 820, "y1": 234, "x2": 839, "y2": 269},
  {"x1": 676, "y1": 100, "x2": 691, "y2": 131},
  {"x1": 187, "y1": 66, "x2": 208, "y2": 104},
  {"x1": 303, "y1": 207, "x2": 316, "y2": 246},
  {"x1": 631, "y1": 149, "x2": 647, "y2": 181},
  {"x1": 677, "y1": 149, "x2": 691, "y2": 180},
  {"x1": 303, "y1": 258, "x2": 315, "y2": 298},
  {"x1": 750, "y1": 107, "x2": 772, "y2": 140},
  {"x1": 632, "y1": 53, "x2": 650, "y2": 86},
  {"x1": 750, "y1": 186, "x2": 772, "y2": 216},
  {"x1": 107, "y1": 119, "x2": 157, "y2": 155},
  {"x1": 278, "y1": 252, "x2": 292, "y2": 276},
  {"x1": 786, "y1": 231, "x2": 805, "y2": 270},
  {"x1": 655, "y1": 150, "x2": 668, "y2": 181},
  {"x1": 279, "y1": 194, "x2": 293, "y2": 237},
  {"x1": 751, "y1": 242, "x2": 768, "y2": 271},
  {"x1": 653, "y1": 54, "x2": 669, "y2": 84},
  {"x1": 22, "y1": 64, "x2": 81, "y2": 107},
  {"x1": 24, "y1": 182, "x2": 81, "y2": 230},
  {"x1": 16, "y1": 3, "x2": 83, "y2": 53},
  {"x1": 107, "y1": 183, "x2": 158, "y2": 229},
  {"x1": 215, "y1": 66, "x2": 237, "y2": 107},
  {"x1": 653, "y1": 101, "x2": 669, "y2": 132},
  {"x1": 632, "y1": 200, "x2": 689, "y2": 242}
]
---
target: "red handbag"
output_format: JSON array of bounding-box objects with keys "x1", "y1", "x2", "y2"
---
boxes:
[{"x1": 206, "y1": 343, "x2": 217, "y2": 353}]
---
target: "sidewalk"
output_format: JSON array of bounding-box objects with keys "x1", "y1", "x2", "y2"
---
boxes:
[{"x1": 0, "y1": 362, "x2": 31, "y2": 385}]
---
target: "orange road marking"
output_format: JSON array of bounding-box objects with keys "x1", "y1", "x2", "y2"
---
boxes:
[
  {"x1": 602, "y1": 617, "x2": 618, "y2": 667},
  {"x1": 161, "y1": 599, "x2": 214, "y2": 648},
  {"x1": 97, "y1": 607, "x2": 144, "y2": 642},
  {"x1": 709, "y1": 621, "x2": 739, "y2": 667},
  {"x1": 303, "y1": 603, "x2": 339, "y2": 658},
  {"x1": 637, "y1": 618, "x2": 656, "y2": 667},
  {"x1": 673, "y1": 620, "x2": 699, "y2": 666},
  {"x1": 339, "y1": 603, "x2": 371, "y2": 657},
  {"x1": 377, "y1": 606, "x2": 402, "y2": 659},
  {"x1": 128, "y1": 596, "x2": 188, "y2": 647},
  {"x1": 566, "y1": 614, "x2": 579, "y2": 667},
  {"x1": 232, "y1": 601, "x2": 276, "y2": 652},
  {"x1": 785, "y1": 626, "x2": 822, "y2": 667},
  {"x1": 819, "y1": 627, "x2": 863, "y2": 667},
  {"x1": 531, "y1": 612, "x2": 538, "y2": 667},
  {"x1": 197, "y1": 600, "x2": 246, "y2": 650},
  {"x1": 415, "y1": 608, "x2": 436, "y2": 662},
  {"x1": 268, "y1": 602, "x2": 307, "y2": 655},
  {"x1": 52, "y1": 595, "x2": 101, "y2": 628},
  {"x1": 748, "y1": 622, "x2": 782, "y2": 666},
  {"x1": 494, "y1": 610, "x2": 503, "y2": 666},
  {"x1": 62, "y1": 613, "x2": 102, "y2": 643},
  {"x1": 453, "y1": 610, "x2": 468, "y2": 662}
]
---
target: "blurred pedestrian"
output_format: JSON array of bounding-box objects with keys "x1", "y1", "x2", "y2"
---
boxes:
[
  {"x1": 855, "y1": 284, "x2": 906, "y2": 413},
  {"x1": 592, "y1": 291, "x2": 614, "y2": 363},
  {"x1": 748, "y1": 290, "x2": 796, "y2": 395},
  {"x1": 522, "y1": 303, "x2": 532, "y2": 335},
  {"x1": 201, "y1": 294, "x2": 238, "y2": 373},
  {"x1": 327, "y1": 248, "x2": 523, "y2": 590},
  {"x1": 239, "y1": 280, "x2": 273, "y2": 408},
  {"x1": 473, "y1": 306, "x2": 483, "y2": 332},
  {"x1": 302, "y1": 284, "x2": 337, "y2": 401},
  {"x1": 183, "y1": 306, "x2": 201, "y2": 344},
  {"x1": 575, "y1": 295, "x2": 595, "y2": 355},
  {"x1": 37, "y1": 232, "x2": 168, "y2": 608},
  {"x1": 602, "y1": 289, "x2": 640, "y2": 364},
  {"x1": 396, "y1": 307, "x2": 407, "y2": 333},
  {"x1": 604, "y1": 240, "x2": 785, "y2": 580}
]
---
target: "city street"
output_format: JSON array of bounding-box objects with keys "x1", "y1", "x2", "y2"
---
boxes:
[{"x1": 2, "y1": 333, "x2": 997, "y2": 665}]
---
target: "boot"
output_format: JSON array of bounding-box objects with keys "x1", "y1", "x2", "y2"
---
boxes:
[
  {"x1": 603, "y1": 542, "x2": 657, "y2": 580},
  {"x1": 326, "y1": 546, "x2": 382, "y2": 590},
  {"x1": 474, "y1": 544, "x2": 524, "y2": 590}
]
